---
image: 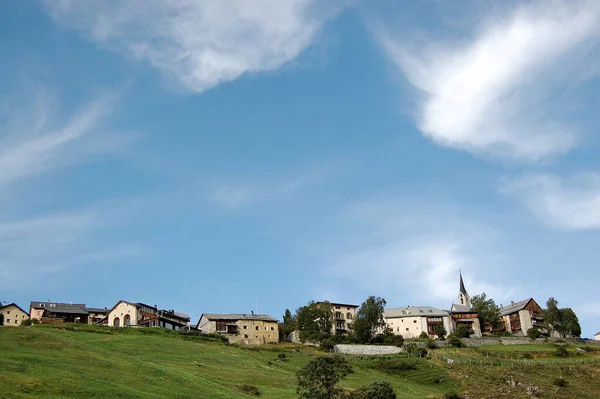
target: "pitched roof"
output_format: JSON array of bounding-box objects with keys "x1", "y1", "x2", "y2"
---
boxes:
[
  {"x1": 43, "y1": 306, "x2": 89, "y2": 315},
  {"x1": 201, "y1": 313, "x2": 278, "y2": 322},
  {"x1": 316, "y1": 301, "x2": 359, "y2": 308},
  {"x1": 594, "y1": 331, "x2": 600, "y2": 336},
  {"x1": 500, "y1": 298, "x2": 533, "y2": 316},
  {"x1": 0, "y1": 303, "x2": 30, "y2": 316},
  {"x1": 384, "y1": 306, "x2": 449, "y2": 318},
  {"x1": 30, "y1": 301, "x2": 86, "y2": 309},
  {"x1": 85, "y1": 308, "x2": 108, "y2": 314},
  {"x1": 451, "y1": 304, "x2": 472, "y2": 313}
]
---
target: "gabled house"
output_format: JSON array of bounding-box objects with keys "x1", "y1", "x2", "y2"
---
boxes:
[
  {"x1": 316, "y1": 301, "x2": 358, "y2": 335},
  {"x1": 30, "y1": 301, "x2": 89, "y2": 324},
  {"x1": 196, "y1": 313, "x2": 279, "y2": 345},
  {"x1": 594, "y1": 331, "x2": 600, "y2": 341},
  {"x1": 500, "y1": 298, "x2": 544, "y2": 336},
  {"x1": 107, "y1": 300, "x2": 190, "y2": 330},
  {"x1": 448, "y1": 272, "x2": 482, "y2": 337},
  {"x1": 0, "y1": 302, "x2": 30, "y2": 326},
  {"x1": 384, "y1": 306, "x2": 452, "y2": 339}
]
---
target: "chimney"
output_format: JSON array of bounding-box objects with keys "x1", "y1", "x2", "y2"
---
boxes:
[
  {"x1": 510, "y1": 301, "x2": 514, "y2": 305},
  {"x1": 69, "y1": 300, "x2": 72, "y2": 305},
  {"x1": 251, "y1": 310, "x2": 254, "y2": 315}
]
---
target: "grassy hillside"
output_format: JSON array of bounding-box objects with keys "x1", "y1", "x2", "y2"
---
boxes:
[
  {"x1": 0, "y1": 325, "x2": 458, "y2": 398},
  {"x1": 1, "y1": 325, "x2": 599, "y2": 398}
]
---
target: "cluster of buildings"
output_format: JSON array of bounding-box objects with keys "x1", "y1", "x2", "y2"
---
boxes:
[{"x1": 1, "y1": 273, "x2": 595, "y2": 344}]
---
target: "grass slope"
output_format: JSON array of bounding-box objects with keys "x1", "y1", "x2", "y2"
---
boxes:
[{"x1": 0, "y1": 325, "x2": 457, "y2": 399}]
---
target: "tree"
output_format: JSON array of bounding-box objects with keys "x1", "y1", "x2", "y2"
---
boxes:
[
  {"x1": 279, "y1": 308, "x2": 296, "y2": 340},
  {"x1": 471, "y1": 293, "x2": 501, "y2": 332},
  {"x1": 353, "y1": 296, "x2": 387, "y2": 343},
  {"x1": 455, "y1": 324, "x2": 470, "y2": 338},
  {"x1": 543, "y1": 297, "x2": 561, "y2": 336},
  {"x1": 296, "y1": 301, "x2": 333, "y2": 341},
  {"x1": 0, "y1": 313, "x2": 4, "y2": 326},
  {"x1": 542, "y1": 298, "x2": 582, "y2": 338},
  {"x1": 350, "y1": 381, "x2": 397, "y2": 399},
  {"x1": 527, "y1": 327, "x2": 542, "y2": 340},
  {"x1": 296, "y1": 355, "x2": 354, "y2": 399},
  {"x1": 435, "y1": 324, "x2": 447, "y2": 340}
]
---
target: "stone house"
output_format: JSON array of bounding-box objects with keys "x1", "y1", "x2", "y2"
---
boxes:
[
  {"x1": 317, "y1": 302, "x2": 358, "y2": 335},
  {"x1": 500, "y1": 298, "x2": 544, "y2": 336},
  {"x1": 384, "y1": 306, "x2": 452, "y2": 339},
  {"x1": 30, "y1": 301, "x2": 89, "y2": 323},
  {"x1": 107, "y1": 300, "x2": 190, "y2": 330},
  {"x1": 196, "y1": 313, "x2": 279, "y2": 345},
  {"x1": 0, "y1": 302, "x2": 30, "y2": 326}
]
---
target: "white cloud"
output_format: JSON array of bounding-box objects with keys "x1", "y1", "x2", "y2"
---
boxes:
[
  {"x1": 502, "y1": 173, "x2": 600, "y2": 230},
  {"x1": 44, "y1": 0, "x2": 340, "y2": 92},
  {"x1": 375, "y1": 0, "x2": 600, "y2": 160},
  {"x1": 209, "y1": 185, "x2": 259, "y2": 211},
  {"x1": 325, "y1": 200, "x2": 510, "y2": 307}
]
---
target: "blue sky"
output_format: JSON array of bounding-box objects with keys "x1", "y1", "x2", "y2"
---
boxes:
[{"x1": 1, "y1": 0, "x2": 599, "y2": 337}]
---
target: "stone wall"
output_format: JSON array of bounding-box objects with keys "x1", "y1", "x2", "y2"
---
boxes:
[{"x1": 333, "y1": 344, "x2": 403, "y2": 355}]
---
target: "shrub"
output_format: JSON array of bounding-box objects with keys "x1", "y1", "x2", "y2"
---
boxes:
[
  {"x1": 319, "y1": 338, "x2": 335, "y2": 352},
  {"x1": 455, "y1": 324, "x2": 470, "y2": 338},
  {"x1": 554, "y1": 347, "x2": 569, "y2": 358},
  {"x1": 277, "y1": 353, "x2": 286, "y2": 360},
  {"x1": 553, "y1": 377, "x2": 568, "y2": 388},
  {"x1": 384, "y1": 334, "x2": 405, "y2": 347},
  {"x1": 526, "y1": 328, "x2": 542, "y2": 340},
  {"x1": 296, "y1": 356, "x2": 353, "y2": 399},
  {"x1": 418, "y1": 331, "x2": 429, "y2": 339},
  {"x1": 233, "y1": 384, "x2": 260, "y2": 396},
  {"x1": 21, "y1": 318, "x2": 40, "y2": 326},
  {"x1": 447, "y1": 334, "x2": 463, "y2": 348},
  {"x1": 372, "y1": 358, "x2": 418, "y2": 373},
  {"x1": 405, "y1": 344, "x2": 428, "y2": 358},
  {"x1": 349, "y1": 381, "x2": 397, "y2": 399},
  {"x1": 426, "y1": 338, "x2": 437, "y2": 349},
  {"x1": 370, "y1": 333, "x2": 386, "y2": 344},
  {"x1": 435, "y1": 325, "x2": 447, "y2": 340},
  {"x1": 0, "y1": 313, "x2": 4, "y2": 325}
]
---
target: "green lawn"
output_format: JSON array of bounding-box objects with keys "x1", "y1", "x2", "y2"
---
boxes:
[{"x1": 0, "y1": 325, "x2": 458, "y2": 399}]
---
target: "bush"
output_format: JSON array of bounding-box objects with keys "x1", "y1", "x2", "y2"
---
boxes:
[
  {"x1": 277, "y1": 353, "x2": 286, "y2": 360},
  {"x1": 384, "y1": 334, "x2": 405, "y2": 347},
  {"x1": 553, "y1": 377, "x2": 568, "y2": 388},
  {"x1": 349, "y1": 381, "x2": 397, "y2": 399},
  {"x1": 455, "y1": 324, "x2": 470, "y2": 338},
  {"x1": 296, "y1": 356, "x2": 353, "y2": 399},
  {"x1": 372, "y1": 358, "x2": 418, "y2": 373},
  {"x1": 418, "y1": 331, "x2": 429, "y2": 339},
  {"x1": 426, "y1": 338, "x2": 437, "y2": 349},
  {"x1": 21, "y1": 318, "x2": 40, "y2": 326},
  {"x1": 370, "y1": 333, "x2": 386, "y2": 344},
  {"x1": 447, "y1": 334, "x2": 463, "y2": 348},
  {"x1": 233, "y1": 384, "x2": 260, "y2": 396},
  {"x1": 405, "y1": 344, "x2": 428, "y2": 358},
  {"x1": 554, "y1": 347, "x2": 569, "y2": 358},
  {"x1": 526, "y1": 328, "x2": 542, "y2": 340},
  {"x1": 319, "y1": 338, "x2": 335, "y2": 352},
  {"x1": 435, "y1": 325, "x2": 447, "y2": 340}
]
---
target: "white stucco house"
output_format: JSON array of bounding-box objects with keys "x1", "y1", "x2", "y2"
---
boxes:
[
  {"x1": 384, "y1": 306, "x2": 452, "y2": 339},
  {"x1": 594, "y1": 331, "x2": 600, "y2": 341}
]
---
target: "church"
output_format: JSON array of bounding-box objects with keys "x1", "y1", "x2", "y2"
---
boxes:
[{"x1": 448, "y1": 272, "x2": 482, "y2": 337}]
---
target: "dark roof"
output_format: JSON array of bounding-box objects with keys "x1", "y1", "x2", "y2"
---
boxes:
[
  {"x1": 30, "y1": 301, "x2": 86, "y2": 309},
  {"x1": 0, "y1": 303, "x2": 30, "y2": 316},
  {"x1": 43, "y1": 306, "x2": 89, "y2": 315},
  {"x1": 459, "y1": 272, "x2": 467, "y2": 295},
  {"x1": 201, "y1": 313, "x2": 279, "y2": 322},
  {"x1": 451, "y1": 304, "x2": 472, "y2": 313},
  {"x1": 594, "y1": 331, "x2": 600, "y2": 336},
  {"x1": 85, "y1": 308, "x2": 108, "y2": 314},
  {"x1": 316, "y1": 301, "x2": 359, "y2": 308},
  {"x1": 500, "y1": 298, "x2": 533, "y2": 316}
]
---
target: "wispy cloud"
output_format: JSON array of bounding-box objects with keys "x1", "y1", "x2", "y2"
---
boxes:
[
  {"x1": 374, "y1": 0, "x2": 600, "y2": 160},
  {"x1": 44, "y1": 0, "x2": 341, "y2": 93},
  {"x1": 209, "y1": 185, "x2": 259, "y2": 211},
  {"x1": 325, "y1": 200, "x2": 511, "y2": 306},
  {"x1": 501, "y1": 173, "x2": 600, "y2": 230}
]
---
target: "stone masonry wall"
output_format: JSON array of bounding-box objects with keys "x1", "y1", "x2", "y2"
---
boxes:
[{"x1": 333, "y1": 344, "x2": 403, "y2": 355}]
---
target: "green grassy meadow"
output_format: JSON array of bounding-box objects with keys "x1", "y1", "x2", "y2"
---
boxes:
[{"x1": 1, "y1": 325, "x2": 600, "y2": 398}]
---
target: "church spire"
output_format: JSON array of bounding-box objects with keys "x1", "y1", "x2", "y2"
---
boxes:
[{"x1": 459, "y1": 270, "x2": 467, "y2": 295}]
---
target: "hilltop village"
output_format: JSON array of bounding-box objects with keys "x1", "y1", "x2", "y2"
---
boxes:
[{"x1": 1, "y1": 273, "x2": 595, "y2": 345}]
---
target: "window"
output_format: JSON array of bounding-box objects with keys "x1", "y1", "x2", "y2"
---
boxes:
[
  {"x1": 6, "y1": 311, "x2": 10, "y2": 314},
  {"x1": 335, "y1": 306, "x2": 340, "y2": 309},
  {"x1": 271, "y1": 327, "x2": 274, "y2": 331},
  {"x1": 256, "y1": 326, "x2": 259, "y2": 330},
  {"x1": 244, "y1": 334, "x2": 248, "y2": 339},
  {"x1": 40, "y1": 304, "x2": 45, "y2": 307},
  {"x1": 6, "y1": 319, "x2": 10, "y2": 323},
  {"x1": 346, "y1": 313, "x2": 352, "y2": 320},
  {"x1": 347, "y1": 307, "x2": 351, "y2": 310},
  {"x1": 265, "y1": 326, "x2": 267, "y2": 330},
  {"x1": 243, "y1": 325, "x2": 247, "y2": 329},
  {"x1": 413, "y1": 320, "x2": 417, "y2": 323},
  {"x1": 406, "y1": 328, "x2": 409, "y2": 331}
]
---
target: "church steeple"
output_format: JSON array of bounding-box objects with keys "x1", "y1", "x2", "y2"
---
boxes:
[{"x1": 457, "y1": 270, "x2": 471, "y2": 308}]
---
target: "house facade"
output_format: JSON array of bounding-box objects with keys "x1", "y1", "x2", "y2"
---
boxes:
[
  {"x1": 0, "y1": 303, "x2": 30, "y2": 326},
  {"x1": 326, "y1": 302, "x2": 358, "y2": 335},
  {"x1": 500, "y1": 298, "x2": 544, "y2": 336},
  {"x1": 384, "y1": 306, "x2": 452, "y2": 339},
  {"x1": 594, "y1": 331, "x2": 600, "y2": 341},
  {"x1": 107, "y1": 300, "x2": 190, "y2": 330},
  {"x1": 30, "y1": 301, "x2": 89, "y2": 323},
  {"x1": 197, "y1": 313, "x2": 279, "y2": 345}
]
